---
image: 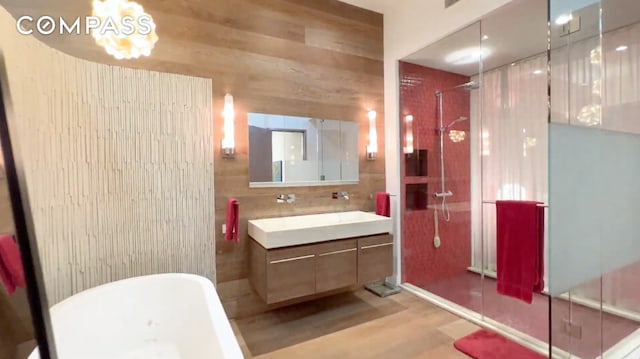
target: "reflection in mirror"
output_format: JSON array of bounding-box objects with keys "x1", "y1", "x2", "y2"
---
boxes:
[
  {"x1": 0, "y1": 54, "x2": 46, "y2": 359},
  {"x1": 0, "y1": 152, "x2": 37, "y2": 359},
  {"x1": 0, "y1": 34, "x2": 52, "y2": 359},
  {"x1": 248, "y1": 113, "x2": 358, "y2": 187}
]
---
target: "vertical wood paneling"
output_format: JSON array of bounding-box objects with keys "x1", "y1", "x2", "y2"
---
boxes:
[{"x1": 0, "y1": 8, "x2": 215, "y2": 304}]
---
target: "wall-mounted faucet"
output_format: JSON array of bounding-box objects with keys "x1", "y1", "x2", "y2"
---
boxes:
[
  {"x1": 277, "y1": 194, "x2": 296, "y2": 203},
  {"x1": 332, "y1": 191, "x2": 349, "y2": 200}
]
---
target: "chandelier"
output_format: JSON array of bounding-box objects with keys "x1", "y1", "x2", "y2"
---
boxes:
[{"x1": 91, "y1": 0, "x2": 159, "y2": 60}]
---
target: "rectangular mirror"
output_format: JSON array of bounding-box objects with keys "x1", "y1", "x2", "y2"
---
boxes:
[{"x1": 248, "y1": 113, "x2": 359, "y2": 187}]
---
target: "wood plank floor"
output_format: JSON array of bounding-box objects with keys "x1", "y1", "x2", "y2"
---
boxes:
[{"x1": 231, "y1": 289, "x2": 479, "y2": 358}]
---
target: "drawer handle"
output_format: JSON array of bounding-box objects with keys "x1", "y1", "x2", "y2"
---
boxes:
[
  {"x1": 269, "y1": 254, "x2": 315, "y2": 264},
  {"x1": 318, "y1": 248, "x2": 357, "y2": 256},
  {"x1": 361, "y1": 242, "x2": 393, "y2": 250}
]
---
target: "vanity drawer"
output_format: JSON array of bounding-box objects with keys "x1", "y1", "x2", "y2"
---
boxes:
[
  {"x1": 268, "y1": 244, "x2": 316, "y2": 262},
  {"x1": 315, "y1": 239, "x2": 357, "y2": 292},
  {"x1": 266, "y1": 245, "x2": 316, "y2": 304},
  {"x1": 357, "y1": 234, "x2": 393, "y2": 284}
]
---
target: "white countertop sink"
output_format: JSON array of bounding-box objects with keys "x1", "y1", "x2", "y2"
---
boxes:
[{"x1": 248, "y1": 211, "x2": 392, "y2": 249}]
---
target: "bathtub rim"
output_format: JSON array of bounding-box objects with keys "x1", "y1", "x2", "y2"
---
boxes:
[{"x1": 36, "y1": 273, "x2": 243, "y2": 359}]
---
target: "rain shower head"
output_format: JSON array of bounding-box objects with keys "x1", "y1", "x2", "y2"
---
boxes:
[
  {"x1": 458, "y1": 81, "x2": 479, "y2": 90},
  {"x1": 435, "y1": 81, "x2": 479, "y2": 95}
]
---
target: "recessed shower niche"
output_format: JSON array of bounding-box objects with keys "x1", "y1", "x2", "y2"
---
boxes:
[
  {"x1": 405, "y1": 183, "x2": 428, "y2": 212},
  {"x1": 405, "y1": 149, "x2": 428, "y2": 177}
]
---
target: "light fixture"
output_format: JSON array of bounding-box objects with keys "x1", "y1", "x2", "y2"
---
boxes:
[
  {"x1": 482, "y1": 35, "x2": 489, "y2": 41},
  {"x1": 221, "y1": 94, "x2": 235, "y2": 158},
  {"x1": 525, "y1": 137, "x2": 537, "y2": 147},
  {"x1": 366, "y1": 110, "x2": 377, "y2": 160},
  {"x1": 555, "y1": 13, "x2": 573, "y2": 25},
  {"x1": 577, "y1": 104, "x2": 601, "y2": 127},
  {"x1": 592, "y1": 79, "x2": 601, "y2": 97},
  {"x1": 91, "y1": 0, "x2": 159, "y2": 60},
  {"x1": 445, "y1": 47, "x2": 491, "y2": 65},
  {"x1": 533, "y1": 69, "x2": 543, "y2": 75},
  {"x1": 616, "y1": 45, "x2": 629, "y2": 52},
  {"x1": 404, "y1": 115, "x2": 414, "y2": 154},
  {"x1": 590, "y1": 46, "x2": 601, "y2": 65},
  {"x1": 481, "y1": 130, "x2": 490, "y2": 156},
  {"x1": 449, "y1": 130, "x2": 466, "y2": 143}
]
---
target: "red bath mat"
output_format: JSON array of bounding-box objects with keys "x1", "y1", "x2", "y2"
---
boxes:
[{"x1": 454, "y1": 329, "x2": 547, "y2": 359}]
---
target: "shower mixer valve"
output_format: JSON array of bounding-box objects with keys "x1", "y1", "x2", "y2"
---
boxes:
[{"x1": 434, "y1": 191, "x2": 453, "y2": 198}]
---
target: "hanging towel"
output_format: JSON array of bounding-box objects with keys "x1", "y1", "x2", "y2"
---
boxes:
[
  {"x1": 225, "y1": 198, "x2": 239, "y2": 242},
  {"x1": 496, "y1": 200, "x2": 545, "y2": 304},
  {"x1": 376, "y1": 192, "x2": 391, "y2": 217},
  {"x1": 0, "y1": 234, "x2": 25, "y2": 295}
]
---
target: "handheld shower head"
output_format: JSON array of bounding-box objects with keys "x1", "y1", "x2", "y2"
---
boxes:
[{"x1": 445, "y1": 116, "x2": 468, "y2": 129}]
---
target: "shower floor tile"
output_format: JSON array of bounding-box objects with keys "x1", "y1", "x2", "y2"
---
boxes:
[{"x1": 419, "y1": 272, "x2": 639, "y2": 359}]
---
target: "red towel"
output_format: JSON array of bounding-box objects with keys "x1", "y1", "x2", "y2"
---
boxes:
[
  {"x1": 0, "y1": 234, "x2": 25, "y2": 295},
  {"x1": 496, "y1": 200, "x2": 544, "y2": 303},
  {"x1": 376, "y1": 192, "x2": 390, "y2": 217},
  {"x1": 225, "y1": 198, "x2": 239, "y2": 242}
]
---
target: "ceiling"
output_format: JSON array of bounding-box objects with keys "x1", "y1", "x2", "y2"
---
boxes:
[
  {"x1": 401, "y1": 0, "x2": 640, "y2": 76},
  {"x1": 337, "y1": 0, "x2": 388, "y2": 14},
  {"x1": 402, "y1": 0, "x2": 548, "y2": 76}
]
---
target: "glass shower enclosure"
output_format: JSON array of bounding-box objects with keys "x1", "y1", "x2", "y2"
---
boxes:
[
  {"x1": 548, "y1": 0, "x2": 640, "y2": 357},
  {"x1": 398, "y1": 0, "x2": 640, "y2": 357}
]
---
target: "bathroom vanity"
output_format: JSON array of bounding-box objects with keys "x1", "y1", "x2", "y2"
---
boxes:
[{"x1": 248, "y1": 211, "x2": 393, "y2": 304}]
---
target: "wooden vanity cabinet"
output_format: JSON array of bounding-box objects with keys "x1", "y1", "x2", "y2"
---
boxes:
[
  {"x1": 266, "y1": 245, "x2": 317, "y2": 303},
  {"x1": 357, "y1": 234, "x2": 394, "y2": 284},
  {"x1": 249, "y1": 234, "x2": 392, "y2": 304},
  {"x1": 315, "y1": 239, "x2": 358, "y2": 293}
]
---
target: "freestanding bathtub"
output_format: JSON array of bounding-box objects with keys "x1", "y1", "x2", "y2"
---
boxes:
[{"x1": 29, "y1": 274, "x2": 243, "y2": 359}]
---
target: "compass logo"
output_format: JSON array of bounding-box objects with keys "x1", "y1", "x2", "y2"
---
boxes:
[{"x1": 16, "y1": 15, "x2": 153, "y2": 37}]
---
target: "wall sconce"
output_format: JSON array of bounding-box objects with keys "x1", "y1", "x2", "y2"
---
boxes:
[
  {"x1": 366, "y1": 110, "x2": 377, "y2": 160},
  {"x1": 404, "y1": 115, "x2": 414, "y2": 154},
  {"x1": 221, "y1": 93, "x2": 235, "y2": 158}
]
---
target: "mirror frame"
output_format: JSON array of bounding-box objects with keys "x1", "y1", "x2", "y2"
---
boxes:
[{"x1": 0, "y1": 52, "x2": 57, "y2": 359}]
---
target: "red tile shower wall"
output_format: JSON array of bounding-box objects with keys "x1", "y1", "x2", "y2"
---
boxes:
[{"x1": 400, "y1": 61, "x2": 471, "y2": 287}]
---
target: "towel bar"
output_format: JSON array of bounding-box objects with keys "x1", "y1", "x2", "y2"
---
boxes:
[
  {"x1": 482, "y1": 200, "x2": 548, "y2": 208},
  {"x1": 370, "y1": 193, "x2": 397, "y2": 199}
]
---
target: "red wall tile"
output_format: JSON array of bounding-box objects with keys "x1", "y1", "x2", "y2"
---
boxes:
[{"x1": 399, "y1": 61, "x2": 472, "y2": 286}]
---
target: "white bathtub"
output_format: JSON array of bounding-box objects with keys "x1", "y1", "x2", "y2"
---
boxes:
[{"x1": 29, "y1": 274, "x2": 243, "y2": 359}]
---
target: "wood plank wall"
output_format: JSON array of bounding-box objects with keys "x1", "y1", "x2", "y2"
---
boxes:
[{"x1": 2, "y1": 0, "x2": 385, "y2": 318}]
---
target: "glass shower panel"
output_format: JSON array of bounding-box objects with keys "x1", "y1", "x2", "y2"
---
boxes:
[
  {"x1": 399, "y1": 22, "x2": 481, "y2": 315},
  {"x1": 597, "y1": 1, "x2": 640, "y2": 357},
  {"x1": 549, "y1": 0, "x2": 606, "y2": 356},
  {"x1": 477, "y1": 0, "x2": 550, "y2": 351},
  {"x1": 548, "y1": 0, "x2": 640, "y2": 357}
]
